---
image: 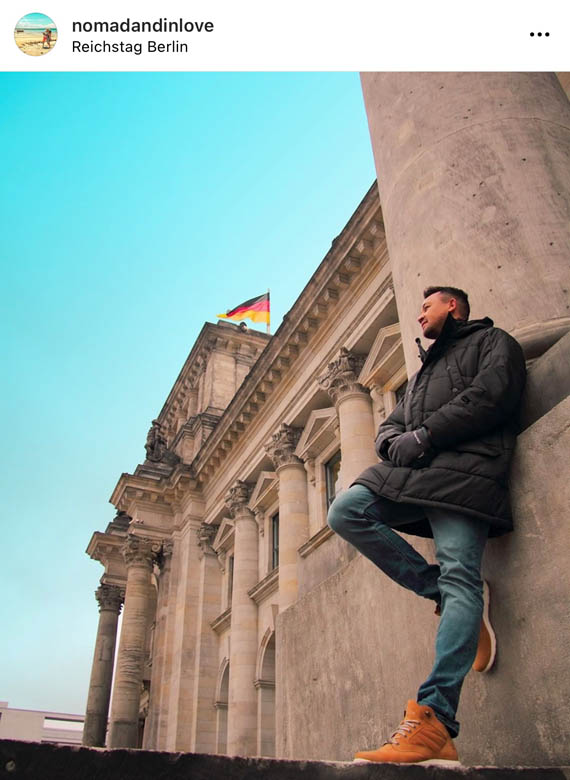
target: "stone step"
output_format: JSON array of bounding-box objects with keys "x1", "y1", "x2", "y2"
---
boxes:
[{"x1": 1, "y1": 740, "x2": 568, "y2": 780}]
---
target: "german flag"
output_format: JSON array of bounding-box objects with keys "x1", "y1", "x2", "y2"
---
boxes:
[{"x1": 217, "y1": 292, "x2": 270, "y2": 325}]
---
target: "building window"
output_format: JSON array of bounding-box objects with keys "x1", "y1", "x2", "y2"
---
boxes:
[
  {"x1": 395, "y1": 379, "x2": 408, "y2": 403},
  {"x1": 271, "y1": 513, "x2": 279, "y2": 570},
  {"x1": 227, "y1": 555, "x2": 234, "y2": 607},
  {"x1": 325, "y1": 451, "x2": 342, "y2": 508}
]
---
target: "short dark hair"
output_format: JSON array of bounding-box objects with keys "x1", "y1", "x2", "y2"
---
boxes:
[{"x1": 423, "y1": 286, "x2": 470, "y2": 320}]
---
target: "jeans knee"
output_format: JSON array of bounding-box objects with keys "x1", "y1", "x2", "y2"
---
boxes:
[
  {"x1": 437, "y1": 560, "x2": 483, "y2": 605},
  {"x1": 327, "y1": 485, "x2": 378, "y2": 538},
  {"x1": 327, "y1": 495, "x2": 346, "y2": 535}
]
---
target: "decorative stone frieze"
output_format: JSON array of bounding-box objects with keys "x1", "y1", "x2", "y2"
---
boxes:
[
  {"x1": 224, "y1": 480, "x2": 252, "y2": 517},
  {"x1": 304, "y1": 457, "x2": 316, "y2": 486},
  {"x1": 265, "y1": 423, "x2": 303, "y2": 469},
  {"x1": 318, "y1": 348, "x2": 368, "y2": 406},
  {"x1": 152, "y1": 539, "x2": 174, "y2": 574},
  {"x1": 369, "y1": 385, "x2": 385, "y2": 416},
  {"x1": 197, "y1": 522, "x2": 218, "y2": 558},
  {"x1": 253, "y1": 508, "x2": 265, "y2": 536},
  {"x1": 95, "y1": 584, "x2": 124, "y2": 613},
  {"x1": 122, "y1": 535, "x2": 162, "y2": 568}
]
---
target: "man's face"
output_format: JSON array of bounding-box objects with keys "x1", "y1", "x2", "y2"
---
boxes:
[{"x1": 417, "y1": 292, "x2": 456, "y2": 340}]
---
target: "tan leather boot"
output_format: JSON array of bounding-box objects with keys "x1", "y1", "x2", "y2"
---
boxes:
[{"x1": 353, "y1": 700, "x2": 460, "y2": 766}]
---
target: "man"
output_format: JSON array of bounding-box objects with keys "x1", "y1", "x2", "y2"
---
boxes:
[{"x1": 327, "y1": 286, "x2": 526, "y2": 766}]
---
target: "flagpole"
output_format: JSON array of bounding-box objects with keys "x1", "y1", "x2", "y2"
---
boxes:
[{"x1": 266, "y1": 288, "x2": 271, "y2": 335}]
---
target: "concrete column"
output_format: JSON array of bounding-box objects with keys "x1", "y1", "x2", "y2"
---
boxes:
[
  {"x1": 319, "y1": 348, "x2": 377, "y2": 485},
  {"x1": 225, "y1": 481, "x2": 258, "y2": 756},
  {"x1": 82, "y1": 584, "x2": 124, "y2": 746},
  {"x1": 142, "y1": 540, "x2": 173, "y2": 750},
  {"x1": 108, "y1": 536, "x2": 159, "y2": 748},
  {"x1": 360, "y1": 72, "x2": 570, "y2": 371},
  {"x1": 265, "y1": 423, "x2": 309, "y2": 611}
]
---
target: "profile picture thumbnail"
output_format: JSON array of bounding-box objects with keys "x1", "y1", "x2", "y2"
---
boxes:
[{"x1": 14, "y1": 13, "x2": 57, "y2": 56}]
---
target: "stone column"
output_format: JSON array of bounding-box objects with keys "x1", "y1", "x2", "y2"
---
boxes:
[
  {"x1": 82, "y1": 584, "x2": 124, "y2": 746},
  {"x1": 319, "y1": 348, "x2": 377, "y2": 485},
  {"x1": 143, "y1": 540, "x2": 173, "y2": 750},
  {"x1": 225, "y1": 481, "x2": 258, "y2": 756},
  {"x1": 108, "y1": 535, "x2": 160, "y2": 748},
  {"x1": 361, "y1": 72, "x2": 570, "y2": 371},
  {"x1": 265, "y1": 423, "x2": 309, "y2": 611}
]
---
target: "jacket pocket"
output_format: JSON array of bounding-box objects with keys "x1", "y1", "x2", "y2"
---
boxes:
[{"x1": 454, "y1": 437, "x2": 502, "y2": 457}]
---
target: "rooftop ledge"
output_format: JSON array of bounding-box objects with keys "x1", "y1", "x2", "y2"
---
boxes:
[{"x1": 1, "y1": 740, "x2": 568, "y2": 780}]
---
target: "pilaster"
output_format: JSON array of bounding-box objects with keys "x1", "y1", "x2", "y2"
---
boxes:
[
  {"x1": 143, "y1": 540, "x2": 173, "y2": 749},
  {"x1": 190, "y1": 522, "x2": 222, "y2": 752}
]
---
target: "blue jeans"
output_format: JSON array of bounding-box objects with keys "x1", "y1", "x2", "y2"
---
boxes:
[{"x1": 327, "y1": 484, "x2": 489, "y2": 737}]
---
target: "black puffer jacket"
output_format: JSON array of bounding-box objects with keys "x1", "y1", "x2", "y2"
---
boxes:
[{"x1": 354, "y1": 314, "x2": 526, "y2": 537}]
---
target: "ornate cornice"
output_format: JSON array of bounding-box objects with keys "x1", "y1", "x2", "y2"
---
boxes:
[
  {"x1": 156, "y1": 322, "x2": 270, "y2": 446},
  {"x1": 194, "y1": 186, "x2": 385, "y2": 482},
  {"x1": 318, "y1": 347, "x2": 369, "y2": 405},
  {"x1": 224, "y1": 480, "x2": 253, "y2": 518},
  {"x1": 110, "y1": 463, "x2": 197, "y2": 515},
  {"x1": 122, "y1": 535, "x2": 163, "y2": 568},
  {"x1": 265, "y1": 423, "x2": 303, "y2": 469},
  {"x1": 95, "y1": 584, "x2": 125, "y2": 613}
]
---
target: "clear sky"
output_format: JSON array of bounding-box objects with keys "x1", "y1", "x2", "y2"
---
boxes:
[{"x1": 0, "y1": 72, "x2": 376, "y2": 714}]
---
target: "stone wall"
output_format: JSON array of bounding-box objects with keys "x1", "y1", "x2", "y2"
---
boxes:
[{"x1": 276, "y1": 334, "x2": 570, "y2": 767}]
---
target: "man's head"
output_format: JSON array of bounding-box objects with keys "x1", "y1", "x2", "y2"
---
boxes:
[{"x1": 418, "y1": 286, "x2": 470, "y2": 340}]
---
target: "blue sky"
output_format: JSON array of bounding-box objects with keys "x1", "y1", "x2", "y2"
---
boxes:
[
  {"x1": 0, "y1": 72, "x2": 376, "y2": 715},
  {"x1": 15, "y1": 13, "x2": 56, "y2": 30}
]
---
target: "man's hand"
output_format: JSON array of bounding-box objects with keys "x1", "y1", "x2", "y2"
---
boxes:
[{"x1": 388, "y1": 427, "x2": 432, "y2": 467}]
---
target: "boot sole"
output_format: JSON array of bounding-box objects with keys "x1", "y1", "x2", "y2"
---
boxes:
[
  {"x1": 353, "y1": 758, "x2": 461, "y2": 766},
  {"x1": 474, "y1": 580, "x2": 497, "y2": 673}
]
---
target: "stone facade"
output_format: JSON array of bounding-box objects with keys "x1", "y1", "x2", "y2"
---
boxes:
[{"x1": 84, "y1": 73, "x2": 570, "y2": 765}]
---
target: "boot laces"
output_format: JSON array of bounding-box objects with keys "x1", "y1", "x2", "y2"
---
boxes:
[{"x1": 388, "y1": 718, "x2": 420, "y2": 744}]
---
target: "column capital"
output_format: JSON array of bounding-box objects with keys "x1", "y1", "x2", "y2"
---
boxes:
[
  {"x1": 155, "y1": 538, "x2": 174, "y2": 573},
  {"x1": 224, "y1": 480, "x2": 253, "y2": 519},
  {"x1": 197, "y1": 522, "x2": 218, "y2": 558},
  {"x1": 265, "y1": 423, "x2": 303, "y2": 469},
  {"x1": 318, "y1": 347, "x2": 369, "y2": 405},
  {"x1": 121, "y1": 535, "x2": 162, "y2": 568},
  {"x1": 95, "y1": 584, "x2": 124, "y2": 613}
]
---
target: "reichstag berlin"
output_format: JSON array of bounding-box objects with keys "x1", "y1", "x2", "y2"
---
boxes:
[{"x1": 83, "y1": 73, "x2": 570, "y2": 767}]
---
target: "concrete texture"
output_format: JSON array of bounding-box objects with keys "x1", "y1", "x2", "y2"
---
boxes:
[
  {"x1": 520, "y1": 330, "x2": 570, "y2": 429},
  {"x1": 360, "y1": 72, "x2": 570, "y2": 373},
  {"x1": 1, "y1": 740, "x2": 569, "y2": 780},
  {"x1": 277, "y1": 390, "x2": 570, "y2": 766}
]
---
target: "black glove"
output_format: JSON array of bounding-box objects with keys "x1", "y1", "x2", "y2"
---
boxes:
[
  {"x1": 375, "y1": 433, "x2": 399, "y2": 460},
  {"x1": 387, "y1": 427, "x2": 432, "y2": 467}
]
